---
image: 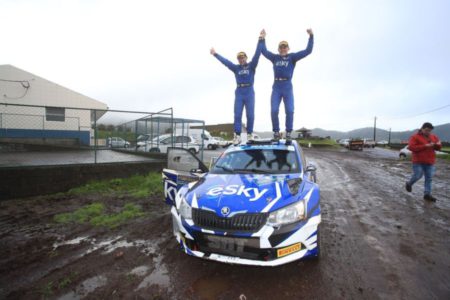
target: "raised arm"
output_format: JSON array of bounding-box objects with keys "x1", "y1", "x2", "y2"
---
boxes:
[
  {"x1": 291, "y1": 29, "x2": 314, "y2": 62},
  {"x1": 259, "y1": 29, "x2": 277, "y2": 62},
  {"x1": 210, "y1": 47, "x2": 237, "y2": 72},
  {"x1": 249, "y1": 32, "x2": 265, "y2": 70}
]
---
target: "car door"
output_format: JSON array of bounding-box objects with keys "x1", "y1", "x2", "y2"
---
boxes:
[{"x1": 163, "y1": 147, "x2": 209, "y2": 206}]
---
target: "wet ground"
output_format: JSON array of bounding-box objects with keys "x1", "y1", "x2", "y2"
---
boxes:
[{"x1": 0, "y1": 147, "x2": 449, "y2": 299}]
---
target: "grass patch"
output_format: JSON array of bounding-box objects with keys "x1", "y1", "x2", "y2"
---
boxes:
[
  {"x1": 54, "y1": 203, "x2": 145, "y2": 228},
  {"x1": 54, "y1": 203, "x2": 104, "y2": 224},
  {"x1": 90, "y1": 203, "x2": 145, "y2": 228},
  {"x1": 296, "y1": 138, "x2": 339, "y2": 148},
  {"x1": 438, "y1": 153, "x2": 450, "y2": 161},
  {"x1": 68, "y1": 172, "x2": 163, "y2": 198}
]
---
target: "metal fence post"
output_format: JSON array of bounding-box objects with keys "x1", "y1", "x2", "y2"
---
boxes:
[{"x1": 94, "y1": 109, "x2": 97, "y2": 164}]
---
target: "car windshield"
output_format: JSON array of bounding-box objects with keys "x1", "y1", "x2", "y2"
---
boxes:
[{"x1": 211, "y1": 148, "x2": 300, "y2": 174}]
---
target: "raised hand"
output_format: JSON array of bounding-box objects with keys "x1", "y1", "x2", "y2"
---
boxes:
[
  {"x1": 260, "y1": 29, "x2": 266, "y2": 39},
  {"x1": 306, "y1": 28, "x2": 313, "y2": 36},
  {"x1": 210, "y1": 47, "x2": 216, "y2": 55}
]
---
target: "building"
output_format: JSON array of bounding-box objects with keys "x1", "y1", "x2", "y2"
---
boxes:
[
  {"x1": 0, "y1": 65, "x2": 108, "y2": 146},
  {"x1": 296, "y1": 127, "x2": 312, "y2": 139}
]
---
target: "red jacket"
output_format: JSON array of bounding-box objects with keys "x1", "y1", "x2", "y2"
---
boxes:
[{"x1": 408, "y1": 130, "x2": 441, "y2": 164}]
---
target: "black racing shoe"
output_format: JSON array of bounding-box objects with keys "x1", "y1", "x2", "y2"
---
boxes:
[
  {"x1": 424, "y1": 194, "x2": 437, "y2": 202},
  {"x1": 286, "y1": 131, "x2": 292, "y2": 140},
  {"x1": 405, "y1": 182, "x2": 412, "y2": 192},
  {"x1": 273, "y1": 132, "x2": 281, "y2": 141}
]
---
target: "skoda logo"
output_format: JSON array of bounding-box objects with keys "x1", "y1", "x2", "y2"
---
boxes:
[{"x1": 221, "y1": 206, "x2": 230, "y2": 216}]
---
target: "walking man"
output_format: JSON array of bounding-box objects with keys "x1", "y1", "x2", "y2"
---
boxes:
[
  {"x1": 260, "y1": 28, "x2": 314, "y2": 141},
  {"x1": 405, "y1": 122, "x2": 442, "y2": 201},
  {"x1": 210, "y1": 32, "x2": 264, "y2": 144}
]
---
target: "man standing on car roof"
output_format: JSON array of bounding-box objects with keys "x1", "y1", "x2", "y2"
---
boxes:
[
  {"x1": 260, "y1": 28, "x2": 314, "y2": 141},
  {"x1": 405, "y1": 122, "x2": 442, "y2": 201},
  {"x1": 210, "y1": 31, "x2": 265, "y2": 145}
]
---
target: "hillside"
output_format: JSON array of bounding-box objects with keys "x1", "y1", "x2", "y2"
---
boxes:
[{"x1": 310, "y1": 123, "x2": 450, "y2": 142}]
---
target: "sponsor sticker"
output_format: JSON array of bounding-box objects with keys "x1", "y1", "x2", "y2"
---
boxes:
[{"x1": 277, "y1": 243, "x2": 302, "y2": 258}]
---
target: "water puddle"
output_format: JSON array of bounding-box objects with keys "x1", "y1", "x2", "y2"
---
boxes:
[
  {"x1": 135, "y1": 255, "x2": 170, "y2": 291},
  {"x1": 53, "y1": 236, "x2": 89, "y2": 250},
  {"x1": 129, "y1": 265, "x2": 150, "y2": 277},
  {"x1": 53, "y1": 235, "x2": 160, "y2": 257},
  {"x1": 58, "y1": 275, "x2": 107, "y2": 300}
]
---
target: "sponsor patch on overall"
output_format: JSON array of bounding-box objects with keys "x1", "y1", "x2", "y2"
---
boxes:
[{"x1": 277, "y1": 243, "x2": 302, "y2": 258}]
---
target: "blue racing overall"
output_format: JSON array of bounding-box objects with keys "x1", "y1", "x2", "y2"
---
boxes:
[
  {"x1": 213, "y1": 39, "x2": 263, "y2": 134},
  {"x1": 261, "y1": 35, "x2": 314, "y2": 133}
]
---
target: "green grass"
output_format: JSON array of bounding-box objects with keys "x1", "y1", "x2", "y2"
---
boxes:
[
  {"x1": 68, "y1": 173, "x2": 163, "y2": 198},
  {"x1": 54, "y1": 202, "x2": 145, "y2": 228},
  {"x1": 438, "y1": 153, "x2": 450, "y2": 161},
  {"x1": 441, "y1": 146, "x2": 450, "y2": 152},
  {"x1": 296, "y1": 138, "x2": 339, "y2": 148},
  {"x1": 54, "y1": 203, "x2": 105, "y2": 224}
]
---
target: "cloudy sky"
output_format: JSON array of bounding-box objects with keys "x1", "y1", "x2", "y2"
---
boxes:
[{"x1": 1, "y1": 0, "x2": 449, "y2": 132}]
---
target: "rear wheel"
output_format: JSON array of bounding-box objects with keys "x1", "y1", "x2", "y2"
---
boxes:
[
  {"x1": 207, "y1": 144, "x2": 213, "y2": 150},
  {"x1": 399, "y1": 153, "x2": 406, "y2": 159},
  {"x1": 188, "y1": 148, "x2": 197, "y2": 154}
]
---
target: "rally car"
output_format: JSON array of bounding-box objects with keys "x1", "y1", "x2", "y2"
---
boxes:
[{"x1": 162, "y1": 139, "x2": 321, "y2": 266}]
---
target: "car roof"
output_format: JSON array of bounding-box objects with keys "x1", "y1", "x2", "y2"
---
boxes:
[{"x1": 225, "y1": 139, "x2": 300, "y2": 153}]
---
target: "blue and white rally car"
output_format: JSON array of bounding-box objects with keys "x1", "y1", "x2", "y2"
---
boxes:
[{"x1": 162, "y1": 140, "x2": 320, "y2": 266}]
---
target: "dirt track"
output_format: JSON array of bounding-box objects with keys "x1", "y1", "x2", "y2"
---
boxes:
[{"x1": 1, "y1": 148, "x2": 449, "y2": 299}]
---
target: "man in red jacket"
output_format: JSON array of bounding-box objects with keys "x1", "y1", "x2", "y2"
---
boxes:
[{"x1": 405, "y1": 122, "x2": 442, "y2": 201}]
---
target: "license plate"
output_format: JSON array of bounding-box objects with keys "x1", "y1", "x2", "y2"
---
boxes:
[{"x1": 205, "y1": 235, "x2": 247, "y2": 252}]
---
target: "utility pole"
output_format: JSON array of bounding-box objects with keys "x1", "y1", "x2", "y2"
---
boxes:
[
  {"x1": 388, "y1": 128, "x2": 391, "y2": 145},
  {"x1": 373, "y1": 116, "x2": 377, "y2": 141}
]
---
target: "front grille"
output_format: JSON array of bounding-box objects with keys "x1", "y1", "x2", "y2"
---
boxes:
[{"x1": 192, "y1": 208, "x2": 268, "y2": 232}]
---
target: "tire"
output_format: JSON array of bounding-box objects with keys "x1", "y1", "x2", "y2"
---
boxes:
[
  {"x1": 189, "y1": 148, "x2": 197, "y2": 154},
  {"x1": 207, "y1": 144, "x2": 213, "y2": 150},
  {"x1": 124, "y1": 144, "x2": 129, "y2": 148},
  {"x1": 399, "y1": 153, "x2": 406, "y2": 159},
  {"x1": 149, "y1": 148, "x2": 160, "y2": 153}
]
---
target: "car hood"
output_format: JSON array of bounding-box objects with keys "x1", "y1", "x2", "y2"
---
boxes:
[{"x1": 183, "y1": 173, "x2": 309, "y2": 216}]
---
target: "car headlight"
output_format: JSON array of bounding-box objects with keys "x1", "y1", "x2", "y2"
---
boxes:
[
  {"x1": 179, "y1": 197, "x2": 192, "y2": 220},
  {"x1": 267, "y1": 200, "x2": 305, "y2": 227}
]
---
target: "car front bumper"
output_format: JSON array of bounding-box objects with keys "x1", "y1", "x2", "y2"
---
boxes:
[{"x1": 170, "y1": 206, "x2": 321, "y2": 266}]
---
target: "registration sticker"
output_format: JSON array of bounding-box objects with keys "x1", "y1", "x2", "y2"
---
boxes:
[{"x1": 277, "y1": 243, "x2": 302, "y2": 258}]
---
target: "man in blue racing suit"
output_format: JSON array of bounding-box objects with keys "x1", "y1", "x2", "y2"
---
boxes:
[
  {"x1": 260, "y1": 28, "x2": 314, "y2": 140},
  {"x1": 211, "y1": 31, "x2": 264, "y2": 144}
]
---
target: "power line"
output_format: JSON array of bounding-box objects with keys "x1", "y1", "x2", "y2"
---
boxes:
[{"x1": 382, "y1": 103, "x2": 450, "y2": 120}]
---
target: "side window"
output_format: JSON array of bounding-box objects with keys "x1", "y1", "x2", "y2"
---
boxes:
[{"x1": 46, "y1": 107, "x2": 65, "y2": 122}]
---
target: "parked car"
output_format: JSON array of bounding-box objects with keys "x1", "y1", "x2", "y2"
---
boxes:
[
  {"x1": 214, "y1": 136, "x2": 232, "y2": 148},
  {"x1": 148, "y1": 135, "x2": 199, "y2": 154},
  {"x1": 363, "y1": 139, "x2": 376, "y2": 148},
  {"x1": 175, "y1": 129, "x2": 219, "y2": 150},
  {"x1": 377, "y1": 140, "x2": 389, "y2": 146},
  {"x1": 162, "y1": 139, "x2": 321, "y2": 266},
  {"x1": 338, "y1": 139, "x2": 350, "y2": 147},
  {"x1": 137, "y1": 134, "x2": 171, "y2": 150},
  {"x1": 107, "y1": 137, "x2": 130, "y2": 148},
  {"x1": 399, "y1": 145, "x2": 445, "y2": 159}
]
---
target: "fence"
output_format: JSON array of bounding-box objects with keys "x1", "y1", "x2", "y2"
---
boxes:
[{"x1": 0, "y1": 103, "x2": 206, "y2": 167}]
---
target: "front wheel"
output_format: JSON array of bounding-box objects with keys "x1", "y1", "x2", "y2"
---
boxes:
[
  {"x1": 188, "y1": 148, "x2": 197, "y2": 154},
  {"x1": 207, "y1": 144, "x2": 213, "y2": 150},
  {"x1": 399, "y1": 153, "x2": 406, "y2": 159}
]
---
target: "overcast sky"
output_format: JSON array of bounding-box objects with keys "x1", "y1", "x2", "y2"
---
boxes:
[{"x1": 1, "y1": 0, "x2": 449, "y2": 132}]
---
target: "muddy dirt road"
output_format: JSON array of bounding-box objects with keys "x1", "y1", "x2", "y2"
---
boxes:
[{"x1": 1, "y1": 148, "x2": 449, "y2": 299}]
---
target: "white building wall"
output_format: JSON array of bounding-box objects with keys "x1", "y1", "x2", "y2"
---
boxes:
[{"x1": 0, "y1": 65, "x2": 107, "y2": 144}]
